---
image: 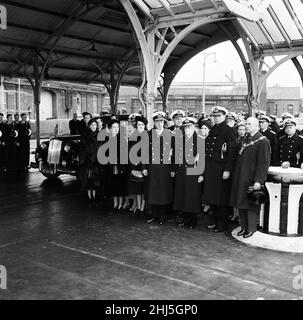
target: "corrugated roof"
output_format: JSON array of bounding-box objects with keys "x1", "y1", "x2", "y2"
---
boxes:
[{"x1": 0, "y1": 0, "x2": 301, "y2": 91}]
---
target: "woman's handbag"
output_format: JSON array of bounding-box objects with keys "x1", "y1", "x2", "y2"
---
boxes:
[{"x1": 130, "y1": 170, "x2": 144, "y2": 183}]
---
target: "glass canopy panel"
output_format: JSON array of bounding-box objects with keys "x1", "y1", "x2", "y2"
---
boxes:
[
  {"x1": 167, "y1": 0, "x2": 185, "y2": 5},
  {"x1": 270, "y1": 0, "x2": 302, "y2": 40},
  {"x1": 289, "y1": 0, "x2": 303, "y2": 28},
  {"x1": 257, "y1": 9, "x2": 285, "y2": 42},
  {"x1": 242, "y1": 20, "x2": 269, "y2": 44},
  {"x1": 143, "y1": 0, "x2": 163, "y2": 9}
]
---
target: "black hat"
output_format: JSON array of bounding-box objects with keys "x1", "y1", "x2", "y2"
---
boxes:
[
  {"x1": 88, "y1": 118, "x2": 97, "y2": 127},
  {"x1": 100, "y1": 115, "x2": 111, "y2": 125},
  {"x1": 116, "y1": 114, "x2": 130, "y2": 122},
  {"x1": 199, "y1": 119, "x2": 211, "y2": 130},
  {"x1": 108, "y1": 119, "x2": 119, "y2": 128},
  {"x1": 135, "y1": 116, "x2": 148, "y2": 126},
  {"x1": 91, "y1": 116, "x2": 101, "y2": 122},
  {"x1": 247, "y1": 188, "x2": 268, "y2": 206}
]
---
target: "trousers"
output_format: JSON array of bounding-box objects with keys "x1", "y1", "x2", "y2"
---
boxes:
[{"x1": 239, "y1": 209, "x2": 258, "y2": 233}]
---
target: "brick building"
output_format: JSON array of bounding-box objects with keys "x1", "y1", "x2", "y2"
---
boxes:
[
  {"x1": 117, "y1": 82, "x2": 303, "y2": 117},
  {"x1": 0, "y1": 78, "x2": 107, "y2": 120},
  {"x1": 1, "y1": 79, "x2": 302, "y2": 120}
]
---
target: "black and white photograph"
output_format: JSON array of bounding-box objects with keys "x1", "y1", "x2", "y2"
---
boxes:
[{"x1": 1, "y1": 0, "x2": 303, "y2": 305}]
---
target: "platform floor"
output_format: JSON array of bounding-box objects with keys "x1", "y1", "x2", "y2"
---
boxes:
[{"x1": 0, "y1": 170, "x2": 303, "y2": 300}]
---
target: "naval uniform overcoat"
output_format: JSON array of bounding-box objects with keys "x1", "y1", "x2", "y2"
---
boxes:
[
  {"x1": 260, "y1": 128, "x2": 278, "y2": 166},
  {"x1": 204, "y1": 121, "x2": 237, "y2": 206},
  {"x1": 143, "y1": 128, "x2": 174, "y2": 205},
  {"x1": 0, "y1": 122, "x2": 9, "y2": 169},
  {"x1": 230, "y1": 132, "x2": 271, "y2": 210},
  {"x1": 173, "y1": 131, "x2": 204, "y2": 213},
  {"x1": 16, "y1": 121, "x2": 31, "y2": 169},
  {"x1": 6, "y1": 122, "x2": 19, "y2": 170},
  {"x1": 278, "y1": 133, "x2": 303, "y2": 168}
]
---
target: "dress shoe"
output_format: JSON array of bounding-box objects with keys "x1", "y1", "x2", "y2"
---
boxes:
[
  {"x1": 146, "y1": 218, "x2": 156, "y2": 223},
  {"x1": 237, "y1": 229, "x2": 246, "y2": 237},
  {"x1": 213, "y1": 227, "x2": 224, "y2": 233},
  {"x1": 207, "y1": 224, "x2": 216, "y2": 229},
  {"x1": 243, "y1": 231, "x2": 255, "y2": 238}
]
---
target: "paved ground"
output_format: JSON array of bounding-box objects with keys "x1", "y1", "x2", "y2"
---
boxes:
[{"x1": 0, "y1": 169, "x2": 303, "y2": 300}]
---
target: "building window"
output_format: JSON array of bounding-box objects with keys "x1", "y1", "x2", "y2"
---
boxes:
[
  {"x1": 287, "y1": 104, "x2": 293, "y2": 114},
  {"x1": 76, "y1": 93, "x2": 81, "y2": 115},
  {"x1": 183, "y1": 99, "x2": 189, "y2": 107},
  {"x1": 274, "y1": 104, "x2": 278, "y2": 115},
  {"x1": 132, "y1": 99, "x2": 139, "y2": 108}
]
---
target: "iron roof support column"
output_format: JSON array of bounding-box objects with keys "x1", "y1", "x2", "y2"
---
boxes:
[
  {"x1": 113, "y1": 51, "x2": 138, "y2": 115},
  {"x1": 157, "y1": 74, "x2": 169, "y2": 113},
  {"x1": 32, "y1": 54, "x2": 43, "y2": 148},
  {"x1": 100, "y1": 51, "x2": 137, "y2": 115},
  {"x1": 120, "y1": 0, "x2": 157, "y2": 128},
  {"x1": 233, "y1": 20, "x2": 260, "y2": 116},
  {"x1": 218, "y1": 23, "x2": 254, "y2": 116},
  {"x1": 292, "y1": 57, "x2": 303, "y2": 88}
]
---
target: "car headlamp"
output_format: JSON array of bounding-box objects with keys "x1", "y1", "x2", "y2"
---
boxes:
[{"x1": 40, "y1": 142, "x2": 47, "y2": 150}]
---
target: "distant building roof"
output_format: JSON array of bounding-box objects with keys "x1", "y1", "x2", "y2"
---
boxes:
[
  {"x1": 119, "y1": 83, "x2": 302, "y2": 100},
  {"x1": 267, "y1": 86, "x2": 301, "y2": 100},
  {"x1": 169, "y1": 82, "x2": 248, "y2": 97}
]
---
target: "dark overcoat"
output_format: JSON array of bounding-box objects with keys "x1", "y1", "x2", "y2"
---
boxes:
[
  {"x1": 0, "y1": 122, "x2": 9, "y2": 169},
  {"x1": 127, "y1": 130, "x2": 146, "y2": 195},
  {"x1": 278, "y1": 133, "x2": 303, "y2": 168},
  {"x1": 6, "y1": 122, "x2": 19, "y2": 170},
  {"x1": 270, "y1": 121, "x2": 280, "y2": 135},
  {"x1": 69, "y1": 119, "x2": 81, "y2": 135},
  {"x1": 144, "y1": 128, "x2": 174, "y2": 205},
  {"x1": 173, "y1": 132, "x2": 204, "y2": 213},
  {"x1": 16, "y1": 121, "x2": 31, "y2": 169},
  {"x1": 106, "y1": 133, "x2": 128, "y2": 197},
  {"x1": 79, "y1": 130, "x2": 99, "y2": 190},
  {"x1": 230, "y1": 132, "x2": 271, "y2": 210},
  {"x1": 260, "y1": 128, "x2": 278, "y2": 166},
  {"x1": 204, "y1": 121, "x2": 237, "y2": 206}
]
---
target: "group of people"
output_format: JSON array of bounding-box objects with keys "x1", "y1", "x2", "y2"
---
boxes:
[
  {"x1": 0, "y1": 113, "x2": 31, "y2": 172},
  {"x1": 74, "y1": 105, "x2": 303, "y2": 239}
]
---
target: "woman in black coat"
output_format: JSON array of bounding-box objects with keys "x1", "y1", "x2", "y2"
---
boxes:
[
  {"x1": 107, "y1": 119, "x2": 128, "y2": 213},
  {"x1": 79, "y1": 118, "x2": 99, "y2": 204},
  {"x1": 127, "y1": 116, "x2": 148, "y2": 214}
]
